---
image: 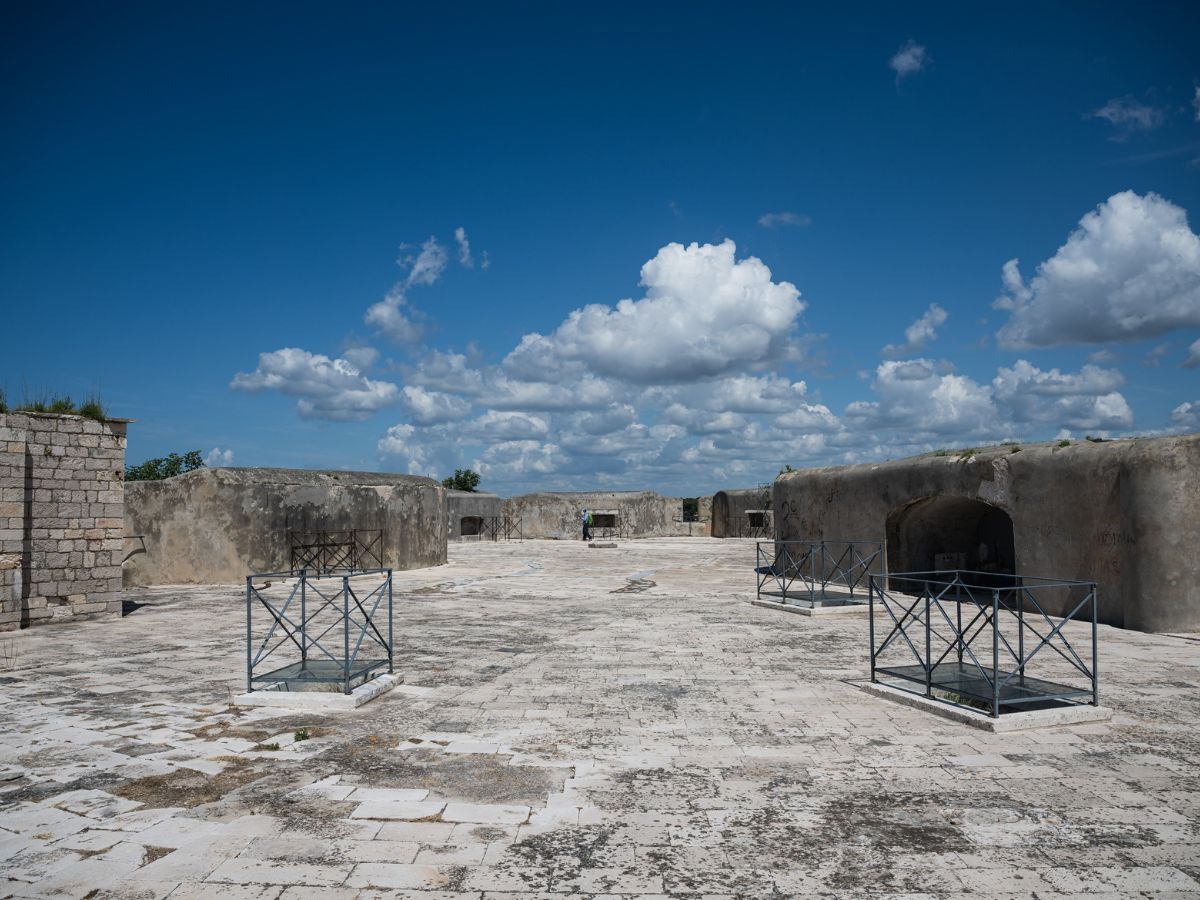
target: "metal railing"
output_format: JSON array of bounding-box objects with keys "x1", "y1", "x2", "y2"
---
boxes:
[
  {"x1": 869, "y1": 570, "x2": 1099, "y2": 717},
  {"x1": 756, "y1": 540, "x2": 883, "y2": 606},
  {"x1": 732, "y1": 511, "x2": 773, "y2": 539},
  {"x1": 288, "y1": 529, "x2": 384, "y2": 575},
  {"x1": 482, "y1": 515, "x2": 524, "y2": 541},
  {"x1": 246, "y1": 568, "x2": 393, "y2": 695}
]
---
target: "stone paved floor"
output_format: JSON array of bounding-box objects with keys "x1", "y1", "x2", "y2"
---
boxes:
[{"x1": 1, "y1": 538, "x2": 1198, "y2": 899}]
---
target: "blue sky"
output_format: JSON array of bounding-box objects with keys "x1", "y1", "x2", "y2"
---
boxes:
[{"x1": 3, "y1": 1, "x2": 1199, "y2": 496}]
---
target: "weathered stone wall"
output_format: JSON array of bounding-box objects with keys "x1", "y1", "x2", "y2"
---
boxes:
[
  {"x1": 508, "y1": 491, "x2": 700, "y2": 540},
  {"x1": 679, "y1": 495, "x2": 713, "y2": 538},
  {"x1": 0, "y1": 412, "x2": 128, "y2": 630},
  {"x1": 773, "y1": 434, "x2": 1200, "y2": 633},
  {"x1": 446, "y1": 491, "x2": 507, "y2": 540},
  {"x1": 711, "y1": 488, "x2": 770, "y2": 537},
  {"x1": 124, "y1": 467, "x2": 446, "y2": 585}
]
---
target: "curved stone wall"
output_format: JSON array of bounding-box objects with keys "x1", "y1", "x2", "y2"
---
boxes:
[
  {"x1": 125, "y1": 467, "x2": 446, "y2": 585},
  {"x1": 711, "y1": 488, "x2": 770, "y2": 538},
  {"x1": 772, "y1": 434, "x2": 1200, "y2": 632}
]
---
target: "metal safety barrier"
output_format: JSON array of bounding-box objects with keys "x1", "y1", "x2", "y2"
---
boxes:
[
  {"x1": 246, "y1": 568, "x2": 393, "y2": 695},
  {"x1": 756, "y1": 539, "x2": 883, "y2": 606},
  {"x1": 870, "y1": 570, "x2": 1099, "y2": 717}
]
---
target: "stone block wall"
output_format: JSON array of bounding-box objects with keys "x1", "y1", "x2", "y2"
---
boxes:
[{"x1": 0, "y1": 412, "x2": 128, "y2": 630}]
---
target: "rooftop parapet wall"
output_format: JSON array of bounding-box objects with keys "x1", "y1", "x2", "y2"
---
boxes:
[
  {"x1": 508, "y1": 490, "x2": 700, "y2": 539},
  {"x1": 124, "y1": 467, "x2": 446, "y2": 585},
  {"x1": 446, "y1": 491, "x2": 507, "y2": 540},
  {"x1": 772, "y1": 434, "x2": 1200, "y2": 633},
  {"x1": 711, "y1": 488, "x2": 771, "y2": 538},
  {"x1": 0, "y1": 412, "x2": 129, "y2": 630}
]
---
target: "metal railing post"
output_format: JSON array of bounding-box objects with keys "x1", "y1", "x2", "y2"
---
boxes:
[
  {"x1": 343, "y1": 575, "x2": 351, "y2": 695},
  {"x1": 868, "y1": 576, "x2": 876, "y2": 683},
  {"x1": 245, "y1": 576, "x2": 253, "y2": 693},
  {"x1": 956, "y1": 587, "x2": 963, "y2": 666},
  {"x1": 1092, "y1": 584, "x2": 1099, "y2": 707},
  {"x1": 387, "y1": 569, "x2": 394, "y2": 675},
  {"x1": 300, "y1": 570, "x2": 308, "y2": 670},
  {"x1": 1017, "y1": 582, "x2": 1025, "y2": 686},
  {"x1": 992, "y1": 588, "x2": 1001, "y2": 718},
  {"x1": 924, "y1": 586, "x2": 932, "y2": 699}
]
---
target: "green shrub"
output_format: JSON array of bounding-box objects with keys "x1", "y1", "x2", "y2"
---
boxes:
[
  {"x1": 125, "y1": 451, "x2": 206, "y2": 482},
  {"x1": 441, "y1": 468, "x2": 481, "y2": 492}
]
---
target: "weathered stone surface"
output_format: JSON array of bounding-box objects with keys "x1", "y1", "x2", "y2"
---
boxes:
[
  {"x1": 0, "y1": 538, "x2": 1196, "y2": 897},
  {"x1": 124, "y1": 467, "x2": 447, "y2": 585},
  {"x1": 774, "y1": 433, "x2": 1200, "y2": 633},
  {"x1": 446, "y1": 490, "x2": 507, "y2": 541},
  {"x1": 508, "y1": 490, "x2": 708, "y2": 539},
  {"x1": 711, "y1": 487, "x2": 769, "y2": 537}
]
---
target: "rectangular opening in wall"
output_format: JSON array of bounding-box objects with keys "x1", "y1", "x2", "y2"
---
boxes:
[{"x1": 592, "y1": 513, "x2": 617, "y2": 529}]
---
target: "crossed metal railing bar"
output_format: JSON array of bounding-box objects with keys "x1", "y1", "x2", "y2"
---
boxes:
[
  {"x1": 475, "y1": 516, "x2": 523, "y2": 541},
  {"x1": 246, "y1": 568, "x2": 394, "y2": 695},
  {"x1": 288, "y1": 529, "x2": 384, "y2": 575},
  {"x1": 869, "y1": 570, "x2": 1098, "y2": 717},
  {"x1": 756, "y1": 540, "x2": 884, "y2": 606}
]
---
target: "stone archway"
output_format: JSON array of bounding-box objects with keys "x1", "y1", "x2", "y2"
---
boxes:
[{"x1": 886, "y1": 496, "x2": 1015, "y2": 576}]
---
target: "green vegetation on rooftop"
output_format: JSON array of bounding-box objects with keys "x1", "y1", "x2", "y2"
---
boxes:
[{"x1": 0, "y1": 388, "x2": 108, "y2": 422}]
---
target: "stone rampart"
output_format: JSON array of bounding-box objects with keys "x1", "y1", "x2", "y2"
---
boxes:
[
  {"x1": 509, "y1": 490, "x2": 704, "y2": 540},
  {"x1": 773, "y1": 434, "x2": 1200, "y2": 633},
  {"x1": 125, "y1": 467, "x2": 446, "y2": 585}
]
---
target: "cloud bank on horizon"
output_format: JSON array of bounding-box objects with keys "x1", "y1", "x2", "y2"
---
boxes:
[{"x1": 229, "y1": 192, "x2": 1200, "y2": 493}]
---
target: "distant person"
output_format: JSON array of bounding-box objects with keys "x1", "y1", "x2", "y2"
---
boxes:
[{"x1": 582, "y1": 508, "x2": 592, "y2": 541}]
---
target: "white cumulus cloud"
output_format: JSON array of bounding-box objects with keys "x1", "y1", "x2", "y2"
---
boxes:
[
  {"x1": 466, "y1": 410, "x2": 550, "y2": 441},
  {"x1": 477, "y1": 440, "x2": 566, "y2": 478},
  {"x1": 1183, "y1": 337, "x2": 1200, "y2": 369},
  {"x1": 890, "y1": 40, "x2": 928, "y2": 83},
  {"x1": 1171, "y1": 400, "x2": 1200, "y2": 430},
  {"x1": 231, "y1": 348, "x2": 400, "y2": 421},
  {"x1": 883, "y1": 303, "x2": 949, "y2": 357},
  {"x1": 844, "y1": 360, "x2": 997, "y2": 436},
  {"x1": 401, "y1": 385, "x2": 472, "y2": 425},
  {"x1": 205, "y1": 448, "x2": 234, "y2": 466},
  {"x1": 502, "y1": 240, "x2": 805, "y2": 384},
  {"x1": 994, "y1": 191, "x2": 1200, "y2": 349},
  {"x1": 991, "y1": 360, "x2": 1132, "y2": 430},
  {"x1": 376, "y1": 424, "x2": 431, "y2": 475},
  {"x1": 364, "y1": 237, "x2": 448, "y2": 344}
]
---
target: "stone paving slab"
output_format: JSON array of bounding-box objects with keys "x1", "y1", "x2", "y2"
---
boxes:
[{"x1": 0, "y1": 538, "x2": 1197, "y2": 898}]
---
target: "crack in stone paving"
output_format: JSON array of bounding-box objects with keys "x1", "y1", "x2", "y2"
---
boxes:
[{"x1": 0, "y1": 538, "x2": 1197, "y2": 898}]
